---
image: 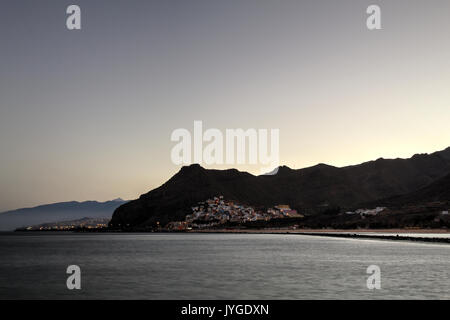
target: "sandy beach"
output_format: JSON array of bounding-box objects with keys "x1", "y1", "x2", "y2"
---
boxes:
[
  {"x1": 189, "y1": 228, "x2": 450, "y2": 243},
  {"x1": 191, "y1": 228, "x2": 450, "y2": 234}
]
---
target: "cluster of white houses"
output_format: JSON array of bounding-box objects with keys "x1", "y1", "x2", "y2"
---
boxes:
[
  {"x1": 166, "y1": 196, "x2": 304, "y2": 231},
  {"x1": 345, "y1": 207, "x2": 386, "y2": 217}
]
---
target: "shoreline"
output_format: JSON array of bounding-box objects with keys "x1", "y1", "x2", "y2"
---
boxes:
[
  {"x1": 9, "y1": 228, "x2": 450, "y2": 244},
  {"x1": 12, "y1": 227, "x2": 450, "y2": 235},
  {"x1": 187, "y1": 228, "x2": 450, "y2": 244},
  {"x1": 190, "y1": 228, "x2": 450, "y2": 234}
]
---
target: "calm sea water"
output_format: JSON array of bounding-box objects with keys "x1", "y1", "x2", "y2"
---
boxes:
[{"x1": 0, "y1": 232, "x2": 449, "y2": 299}]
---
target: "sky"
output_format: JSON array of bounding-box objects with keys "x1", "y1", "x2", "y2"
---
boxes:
[{"x1": 1, "y1": 0, "x2": 450, "y2": 211}]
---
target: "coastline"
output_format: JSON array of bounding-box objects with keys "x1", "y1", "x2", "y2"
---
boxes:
[
  {"x1": 10, "y1": 227, "x2": 450, "y2": 243},
  {"x1": 190, "y1": 228, "x2": 450, "y2": 234},
  {"x1": 188, "y1": 228, "x2": 450, "y2": 244}
]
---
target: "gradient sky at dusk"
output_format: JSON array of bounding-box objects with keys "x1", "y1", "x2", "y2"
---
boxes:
[{"x1": 1, "y1": 0, "x2": 450, "y2": 211}]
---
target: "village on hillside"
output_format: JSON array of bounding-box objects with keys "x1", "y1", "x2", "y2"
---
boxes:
[{"x1": 165, "y1": 196, "x2": 304, "y2": 231}]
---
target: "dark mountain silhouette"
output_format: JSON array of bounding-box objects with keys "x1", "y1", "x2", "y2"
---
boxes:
[
  {"x1": 374, "y1": 172, "x2": 450, "y2": 206},
  {"x1": 0, "y1": 198, "x2": 127, "y2": 231},
  {"x1": 110, "y1": 147, "x2": 450, "y2": 229}
]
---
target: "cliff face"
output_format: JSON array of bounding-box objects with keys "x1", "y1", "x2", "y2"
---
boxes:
[{"x1": 110, "y1": 147, "x2": 450, "y2": 229}]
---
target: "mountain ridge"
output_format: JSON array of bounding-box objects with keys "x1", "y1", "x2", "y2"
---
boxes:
[
  {"x1": 0, "y1": 199, "x2": 128, "y2": 231},
  {"x1": 110, "y1": 147, "x2": 450, "y2": 229}
]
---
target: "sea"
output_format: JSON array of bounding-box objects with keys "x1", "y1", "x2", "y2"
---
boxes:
[{"x1": 0, "y1": 232, "x2": 449, "y2": 299}]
